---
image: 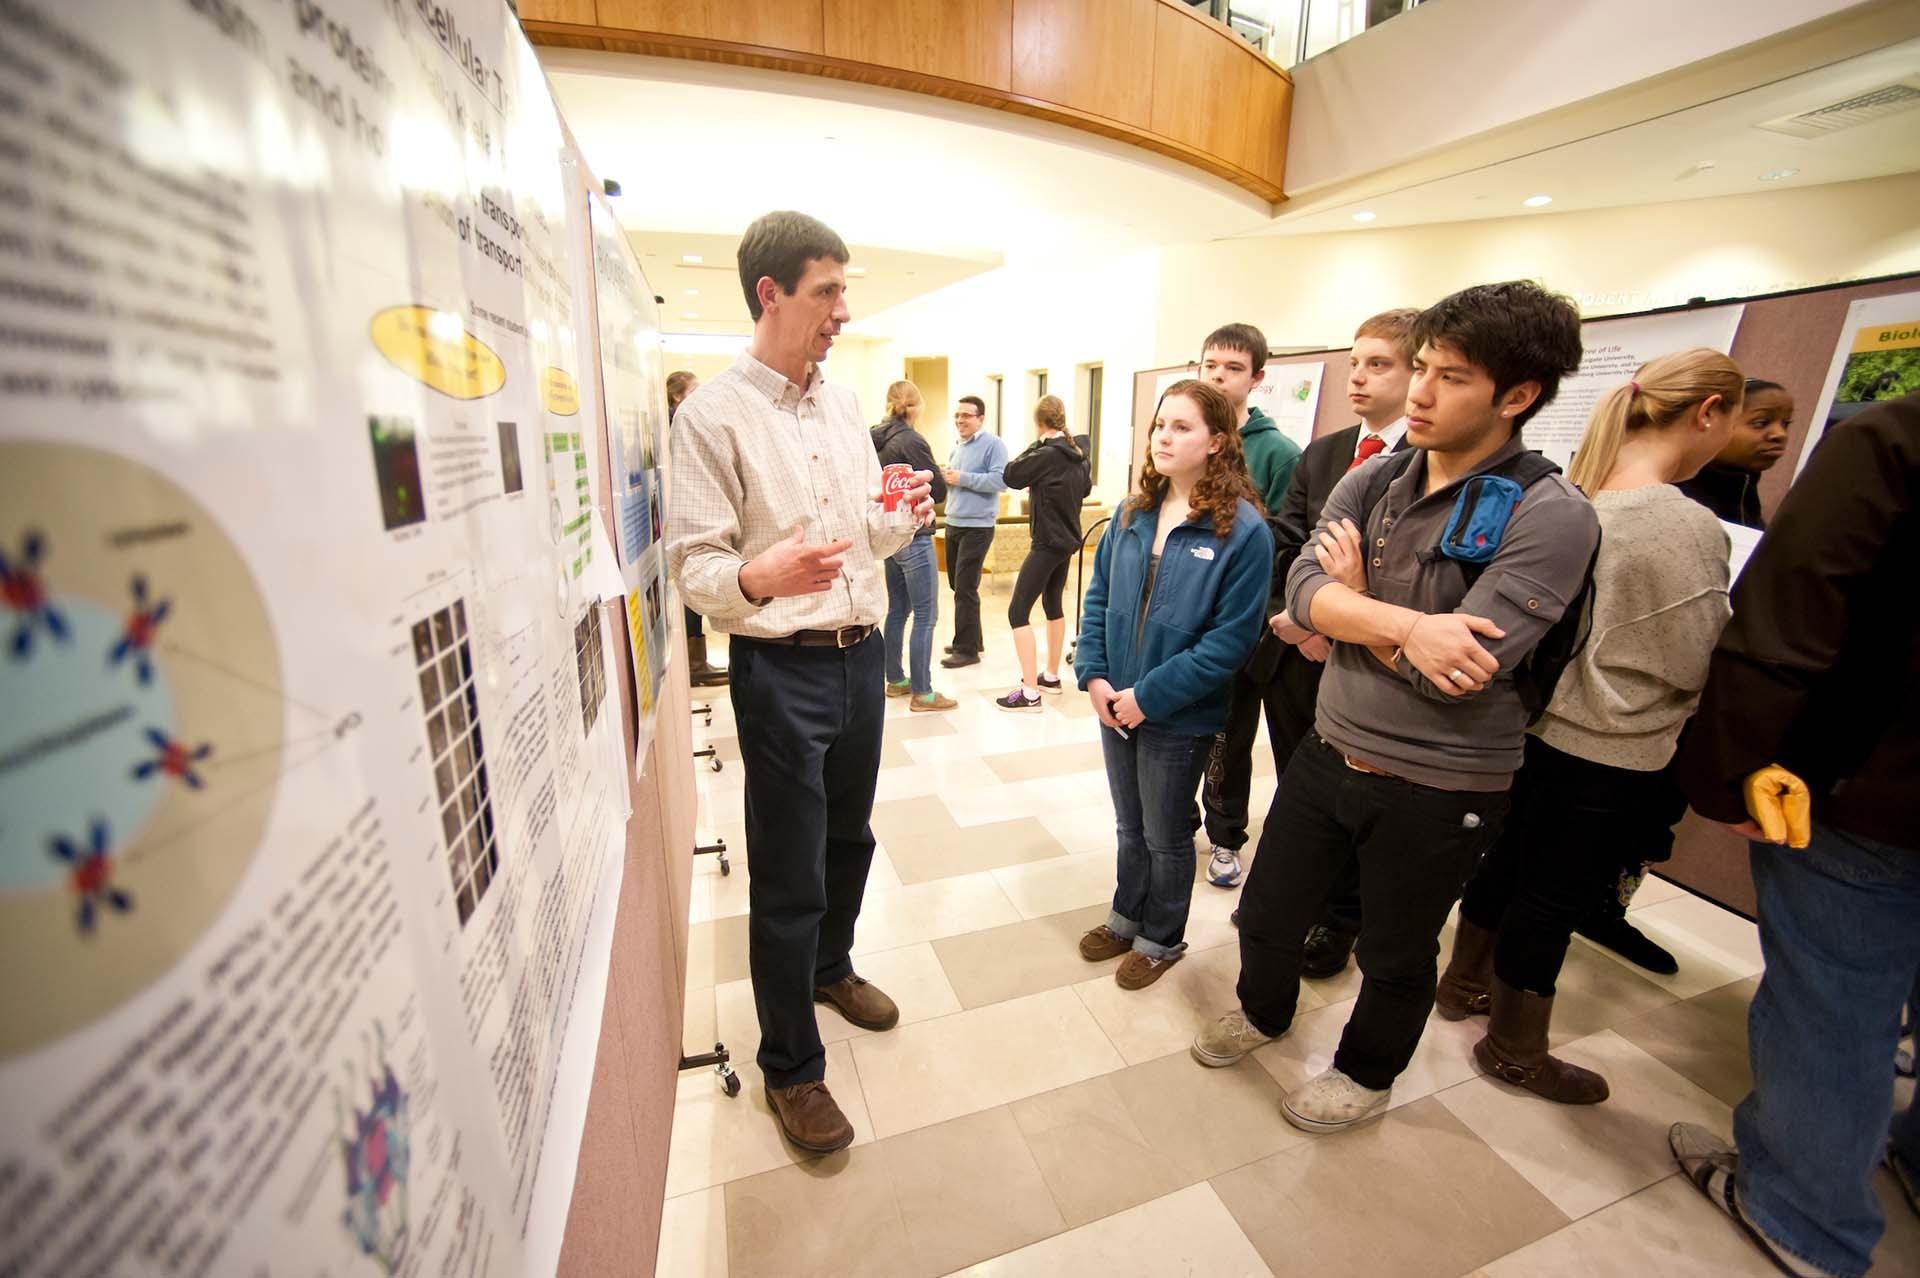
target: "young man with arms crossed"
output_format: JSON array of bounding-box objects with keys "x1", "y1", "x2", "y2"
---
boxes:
[
  {"x1": 1229, "y1": 311, "x2": 1420, "y2": 975},
  {"x1": 939, "y1": 394, "x2": 1007, "y2": 669},
  {"x1": 1192, "y1": 282, "x2": 1596, "y2": 1134},
  {"x1": 1196, "y1": 322, "x2": 1302, "y2": 887},
  {"x1": 667, "y1": 211, "x2": 933, "y2": 1155}
]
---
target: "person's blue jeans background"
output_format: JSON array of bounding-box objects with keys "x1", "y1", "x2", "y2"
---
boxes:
[
  {"x1": 1099, "y1": 723, "x2": 1209, "y2": 959},
  {"x1": 1736, "y1": 822, "x2": 1920, "y2": 1276},
  {"x1": 884, "y1": 535, "x2": 938, "y2": 696}
]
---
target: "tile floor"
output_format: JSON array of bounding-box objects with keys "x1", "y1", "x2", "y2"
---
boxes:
[{"x1": 663, "y1": 581, "x2": 1920, "y2": 1277}]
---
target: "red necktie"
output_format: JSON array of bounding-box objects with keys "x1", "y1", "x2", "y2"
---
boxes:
[{"x1": 1350, "y1": 434, "x2": 1386, "y2": 471}]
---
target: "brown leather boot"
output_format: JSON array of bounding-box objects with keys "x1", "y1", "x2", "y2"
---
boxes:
[
  {"x1": 1435, "y1": 918, "x2": 1497, "y2": 1020},
  {"x1": 813, "y1": 974, "x2": 899, "y2": 1031},
  {"x1": 768, "y1": 1080, "x2": 855, "y2": 1153},
  {"x1": 1472, "y1": 976, "x2": 1610, "y2": 1104}
]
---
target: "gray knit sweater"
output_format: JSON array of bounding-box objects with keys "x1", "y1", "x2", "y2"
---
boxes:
[{"x1": 1534, "y1": 485, "x2": 1732, "y2": 771}]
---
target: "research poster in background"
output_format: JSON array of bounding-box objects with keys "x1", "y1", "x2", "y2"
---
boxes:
[
  {"x1": 0, "y1": 2, "x2": 631, "y2": 1276},
  {"x1": 1794, "y1": 292, "x2": 1920, "y2": 476},
  {"x1": 1251, "y1": 361, "x2": 1325, "y2": 452},
  {"x1": 1528, "y1": 307, "x2": 1748, "y2": 470}
]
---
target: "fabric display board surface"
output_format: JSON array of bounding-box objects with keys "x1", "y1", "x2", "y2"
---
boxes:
[
  {"x1": 0, "y1": 1, "x2": 643, "y2": 1275},
  {"x1": 1794, "y1": 290, "x2": 1920, "y2": 477}
]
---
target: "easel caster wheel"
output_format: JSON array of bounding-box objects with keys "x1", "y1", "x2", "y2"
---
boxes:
[
  {"x1": 718, "y1": 855, "x2": 731, "y2": 876},
  {"x1": 709, "y1": 756, "x2": 724, "y2": 773},
  {"x1": 719, "y1": 1065, "x2": 741, "y2": 1097}
]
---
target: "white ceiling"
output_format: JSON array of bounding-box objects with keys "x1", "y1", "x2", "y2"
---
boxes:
[
  {"x1": 540, "y1": 49, "x2": 1272, "y2": 333},
  {"x1": 1250, "y1": 37, "x2": 1920, "y2": 236}
]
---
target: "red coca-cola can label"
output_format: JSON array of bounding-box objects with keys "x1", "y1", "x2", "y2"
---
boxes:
[{"x1": 881, "y1": 463, "x2": 915, "y2": 512}]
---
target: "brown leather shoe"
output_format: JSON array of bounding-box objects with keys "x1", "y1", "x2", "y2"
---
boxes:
[
  {"x1": 813, "y1": 974, "x2": 899, "y2": 1031},
  {"x1": 1078, "y1": 925, "x2": 1133, "y2": 962},
  {"x1": 1116, "y1": 949, "x2": 1182, "y2": 990},
  {"x1": 768, "y1": 1080, "x2": 855, "y2": 1153}
]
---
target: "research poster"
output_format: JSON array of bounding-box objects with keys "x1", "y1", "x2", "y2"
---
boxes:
[
  {"x1": 1794, "y1": 291, "x2": 1920, "y2": 476},
  {"x1": 1528, "y1": 306, "x2": 1748, "y2": 470},
  {"x1": 0, "y1": 1, "x2": 635, "y2": 1275}
]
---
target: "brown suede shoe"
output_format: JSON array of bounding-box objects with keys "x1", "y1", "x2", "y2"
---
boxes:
[
  {"x1": 813, "y1": 974, "x2": 899, "y2": 1031},
  {"x1": 1116, "y1": 949, "x2": 1182, "y2": 990},
  {"x1": 768, "y1": 1080, "x2": 855, "y2": 1153},
  {"x1": 1078, "y1": 925, "x2": 1133, "y2": 962}
]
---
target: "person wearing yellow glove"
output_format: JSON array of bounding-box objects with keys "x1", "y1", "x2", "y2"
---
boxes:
[{"x1": 1672, "y1": 391, "x2": 1920, "y2": 1278}]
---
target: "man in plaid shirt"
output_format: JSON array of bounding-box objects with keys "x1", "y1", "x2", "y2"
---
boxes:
[{"x1": 667, "y1": 211, "x2": 932, "y2": 1154}]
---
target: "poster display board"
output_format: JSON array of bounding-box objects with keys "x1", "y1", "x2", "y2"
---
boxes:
[
  {"x1": 0, "y1": 1, "x2": 637, "y2": 1275},
  {"x1": 1527, "y1": 307, "x2": 1747, "y2": 470},
  {"x1": 1793, "y1": 291, "x2": 1920, "y2": 476},
  {"x1": 1249, "y1": 361, "x2": 1325, "y2": 452}
]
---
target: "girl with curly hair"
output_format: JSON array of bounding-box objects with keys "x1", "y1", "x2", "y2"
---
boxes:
[{"x1": 1072, "y1": 380, "x2": 1273, "y2": 989}]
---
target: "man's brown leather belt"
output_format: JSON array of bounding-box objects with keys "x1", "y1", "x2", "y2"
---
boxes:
[
  {"x1": 1342, "y1": 753, "x2": 1400, "y2": 780},
  {"x1": 768, "y1": 624, "x2": 873, "y2": 648}
]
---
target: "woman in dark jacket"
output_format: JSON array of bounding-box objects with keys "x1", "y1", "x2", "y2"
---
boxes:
[
  {"x1": 872, "y1": 381, "x2": 954, "y2": 711},
  {"x1": 996, "y1": 395, "x2": 1092, "y2": 711}
]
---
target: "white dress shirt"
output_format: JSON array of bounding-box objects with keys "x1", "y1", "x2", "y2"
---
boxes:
[
  {"x1": 666, "y1": 351, "x2": 912, "y2": 639},
  {"x1": 1353, "y1": 416, "x2": 1409, "y2": 464}
]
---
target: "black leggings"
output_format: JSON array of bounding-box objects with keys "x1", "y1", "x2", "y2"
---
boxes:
[
  {"x1": 1008, "y1": 547, "x2": 1073, "y2": 628},
  {"x1": 1459, "y1": 735, "x2": 1687, "y2": 997}
]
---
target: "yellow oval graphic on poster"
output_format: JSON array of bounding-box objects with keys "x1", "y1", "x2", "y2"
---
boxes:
[
  {"x1": 369, "y1": 305, "x2": 507, "y2": 400},
  {"x1": 541, "y1": 366, "x2": 580, "y2": 416}
]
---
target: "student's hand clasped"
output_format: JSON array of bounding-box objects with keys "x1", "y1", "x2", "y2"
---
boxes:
[
  {"x1": 1086, "y1": 678, "x2": 1120, "y2": 729},
  {"x1": 1314, "y1": 519, "x2": 1368, "y2": 592},
  {"x1": 1400, "y1": 612, "x2": 1503, "y2": 696},
  {"x1": 740, "y1": 526, "x2": 852, "y2": 598},
  {"x1": 1109, "y1": 688, "x2": 1144, "y2": 729}
]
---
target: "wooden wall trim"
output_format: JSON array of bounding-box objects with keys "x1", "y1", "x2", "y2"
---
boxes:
[{"x1": 518, "y1": 0, "x2": 1291, "y2": 205}]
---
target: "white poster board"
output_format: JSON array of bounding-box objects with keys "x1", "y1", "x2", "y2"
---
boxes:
[
  {"x1": 1792, "y1": 291, "x2": 1920, "y2": 477},
  {"x1": 1528, "y1": 307, "x2": 1748, "y2": 470},
  {"x1": 0, "y1": 2, "x2": 632, "y2": 1274},
  {"x1": 1249, "y1": 362, "x2": 1325, "y2": 452}
]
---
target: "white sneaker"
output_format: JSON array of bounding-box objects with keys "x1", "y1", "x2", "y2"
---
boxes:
[
  {"x1": 1191, "y1": 1009, "x2": 1275, "y2": 1068},
  {"x1": 1206, "y1": 847, "x2": 1243, "y2": 888},
  {"x1": 1281, "y1": 1067, "x2": 1390, "y2": 1134}
]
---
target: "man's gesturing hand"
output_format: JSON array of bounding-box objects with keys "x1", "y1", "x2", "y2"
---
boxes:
[
  {"x1": 739, "y1": 526, "x2": 852, "y2": 599},
  {"x1": 1399, "y1": 612, "x2": 1503, "y2": 696}
]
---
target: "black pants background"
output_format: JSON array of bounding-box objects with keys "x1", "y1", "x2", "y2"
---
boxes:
[
  {"x1": 1201, "y1": 669, "x2": 1294, "y2": 852},
  {"x1": 1459, "y1": 734, "x2": 1686, "y2": 996},
  {"x1": 1008, "y1": 545, "x2": 1073, "y2": 627},
  {"x1": 945, "y1": 525, "x2": 995, "y2": 656},
  {"x1": 728, "y1": 633, "x2": 885, "y2": 1089},
  {"x1": 1236, "y1": 735, "x2": 1507, "y2": 1090}
]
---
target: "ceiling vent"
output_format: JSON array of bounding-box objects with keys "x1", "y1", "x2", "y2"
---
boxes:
[{"x1": 1755, "y1": 78, "x2": 1920, "y2": 139}]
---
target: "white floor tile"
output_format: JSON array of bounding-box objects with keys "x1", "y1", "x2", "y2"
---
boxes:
[
  {"x1": 946, "y1": 1182, "x2": 1271, "y2": 1277},
  {"x1": 851, "y1": 872, "x2": 1023, "y2": 955},
  {"x1": 655, "y1": 1187, "x2": 728, "y2": 1278}
]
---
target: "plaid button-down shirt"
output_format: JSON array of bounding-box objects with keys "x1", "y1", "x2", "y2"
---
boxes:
[{"x1": 666, "y1": 351, "x2": 912, "y2": 639}]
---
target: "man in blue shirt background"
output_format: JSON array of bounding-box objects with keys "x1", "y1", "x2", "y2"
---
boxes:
[{"x1": 941, "y1": 394, "x2": 1008, "y2": 667}]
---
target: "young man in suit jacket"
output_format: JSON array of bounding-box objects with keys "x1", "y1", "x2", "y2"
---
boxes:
[{"x1": 1228, "y1": 310, "x2": 1420, "y2": 978}]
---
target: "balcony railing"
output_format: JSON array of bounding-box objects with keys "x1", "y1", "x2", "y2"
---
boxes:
[{"x1": 1184, "y1": 0, "x2": 1427, "y2": 68}]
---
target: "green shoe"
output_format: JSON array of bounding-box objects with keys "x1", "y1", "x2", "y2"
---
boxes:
[{"x1": 885, "y1": 679, "x2": 911, "y2": 698}]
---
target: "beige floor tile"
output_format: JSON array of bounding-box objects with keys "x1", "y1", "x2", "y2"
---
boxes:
[
  {"x1": 963, "y1": 772, "x2": 1113, "y2": 827},
  {"x1": 1034, "y1": 800, "x2": 1122, "y2": 855},
  {"x1": 849, "y1": 987, "x2": 1125, "y2": 1138},
  {"x1": 1073, "y1": 943, "x2": 1325, "y2": 1066},
  {"x1": 1873, "y1": 1161, "x2": 1920, "y2": 1277},
  {"x1": 870, "y1": 797, "x2": 1067, "y2": 885},
  {"x1": 723, "y1": 1139, "x2": 913, "y2": 1278},
  {"x1": 1435, "y1": 1029, "x2": 1734, "y2": 1220},
  {"x1": 991, "y1": 850, "x2": 1117, "y2": 920},
  {"x1": 953, "y1": 1182, "x2": 1271, "y2": 1277},
  {"x1": 871, "y1": 755, "x2": 1005, "y2": 804},
  {"x1": 1211, "y1": 1097, "x2": 1568, "y2": 1277},
  {"x1": 1631, "y1": 894, "x2": 1766, "y2": 975},
  {"x1": 1478, "y1": 1174, "x2": 1778, "y2": 1277},
  {"x1": 1627, "y1": 872, "x2": 1692, "y2": 910},
  {"x1": 687, "y1": 914, "x2": 752, "y2": 991},
  {"x1": 865, "y1": 842, "x2": 905, "y2": 893},
  {"x1": 1009, "y1": 1074, "x2": 1193, "y2": 1227},
  {"x1": 933, "y1": 904, "x2": 1113, "y2": 1009},
  {"x1": 665, "y1": 1040, "x2": 875, "y2": 1197},
  {"x1": 1549, "y1": 937, "x2": 1686, "y2": 1044},
  {"x1": 1613, "y1": 977, "x2": 1758, "y2": 1106},
  {"x1": 714, "y1": 942, "x2": 965, "y2": 1057},
  {"x1": 982, "y1": 740, "x2": 1109, "y2": 784},
  {"x1": 656, "y1": 1187, "x2": 728, "y2": 1278},
  {"x1": 851, "y1": 872, "x2": 1023, "y2": 955},
  {"x1": 682, "y1": 986, "x2": 720, "y2": 1058},
  {"x1": 898, "y1": 732, "x2": 987, "y2": 765},
  {"x1": 885, "y1": 713, "x2": 962, "y2": 741},
  {"x1": 1110, "y1": 1048, "x2": 1314, "y2": 1179},
  {"x1": 1252, "y1": 996, "x2": 1487, "y2": 1113},
  {"x1": 877, "y1": 1107, "x2": 1067, "y2": 1277}
]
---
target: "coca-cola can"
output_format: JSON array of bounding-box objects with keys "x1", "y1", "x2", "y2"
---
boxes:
[{"x1": 881, "y1": 463, "x2": 917, "y2": 527}]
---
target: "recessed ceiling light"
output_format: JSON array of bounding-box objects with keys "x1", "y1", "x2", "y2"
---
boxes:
[
  {"x1": 1523, "y1": 194, "x2": 1553, "y2": 207},
  {"x1": 1758, "y1": 168, "x2": 1799, "y2": 182},
  {"x1": 846, "y1": 266, "x2": 867, "y2": 277},
  {"x1": 1351, "y1": 210, "x2": 1377, "y2": 223},
  {"x1": 682, "y1": 288, "x2": 699, "y2": 296},
  {"x1": 680, "y1": 311, "x2": 698, "y2": 320},
  {"x1": 680, "y1": 253, "x2": 703, "y2": 265}
]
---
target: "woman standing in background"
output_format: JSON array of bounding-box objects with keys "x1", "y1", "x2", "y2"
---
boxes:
[
  {"x1": 996, "y1": 395, "x2": 1092, "y2": 712},
  {"x1": 872, "y1": 381, "x2": 954, "y2": 712}
]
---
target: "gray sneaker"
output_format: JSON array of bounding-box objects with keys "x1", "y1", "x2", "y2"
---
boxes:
[
  {"x1": 1670, "y1": 1123, "x2": 1839, "y2": 1278},
  {"x1": 1191, "y1": 1009, "x2": 1275, "y2": 1068},
  {"x1": 1281, "y1": 1067, "x2": 1390, "y2": 1133}
]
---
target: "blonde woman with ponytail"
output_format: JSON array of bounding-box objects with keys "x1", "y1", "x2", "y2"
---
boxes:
[{"x1": 1439, "y1": 347, "x2": 1741, "y2": 1106}]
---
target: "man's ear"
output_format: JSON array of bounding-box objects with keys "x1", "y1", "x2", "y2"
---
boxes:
[
  {"x1": 1248, "y1": 367, "x2": 1266, "y2": 393},
  {"x1": 755, "y1": 275, "x2": 782, "y2": 316},
  {"x1": 1498, "y1": 380, "x2": 1541, "y2": 420}
]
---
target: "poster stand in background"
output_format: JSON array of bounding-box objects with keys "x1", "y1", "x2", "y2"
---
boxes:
[{"x1": 1793, "y1": 291, "x2": 1920, "y2": 476}]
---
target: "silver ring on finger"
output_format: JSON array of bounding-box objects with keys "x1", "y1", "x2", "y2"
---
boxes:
[{"x1": 1449, "y1": 668, "x2": 1466, "y2": 683}]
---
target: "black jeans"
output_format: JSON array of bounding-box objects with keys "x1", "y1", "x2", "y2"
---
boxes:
[
  {"x1": 1200, "y1": 669, "x2": 1292, "y2": 853},
  {"x1": 684, "y1": 606, "x2": 704, "y2": 639},
  {"x1": 727, "y1": 632, "x2": 885, "y2": 1088},
  {"x1": 945, "y1": 525, "x2": 995, "y2": 656},
  {"x1": 1237, "y1": 735, "x2": 1508, "y2": 1090},
  {"x1": 1459, "y1": 735, "x2": 1685, "y2": 997},
  {"x1": 1008, "y1": 545, "x2": 1073, "y2": 627}
]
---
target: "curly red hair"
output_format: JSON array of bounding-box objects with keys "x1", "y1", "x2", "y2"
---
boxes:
[{"x1": 1126, "y1": 379, "x2": 1260, "y2": 536}]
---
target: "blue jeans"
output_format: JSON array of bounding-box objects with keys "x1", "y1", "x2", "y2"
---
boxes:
[
  {"x1": 1737, "y1": 822, "x2": 1920, "y2": 1277},
  {"x1": 1100, "y1": 724, "x2": 1209, "y2": 959},
  {"x1": 884, "y1": 535, "x2": 937, "y2": 696}
]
